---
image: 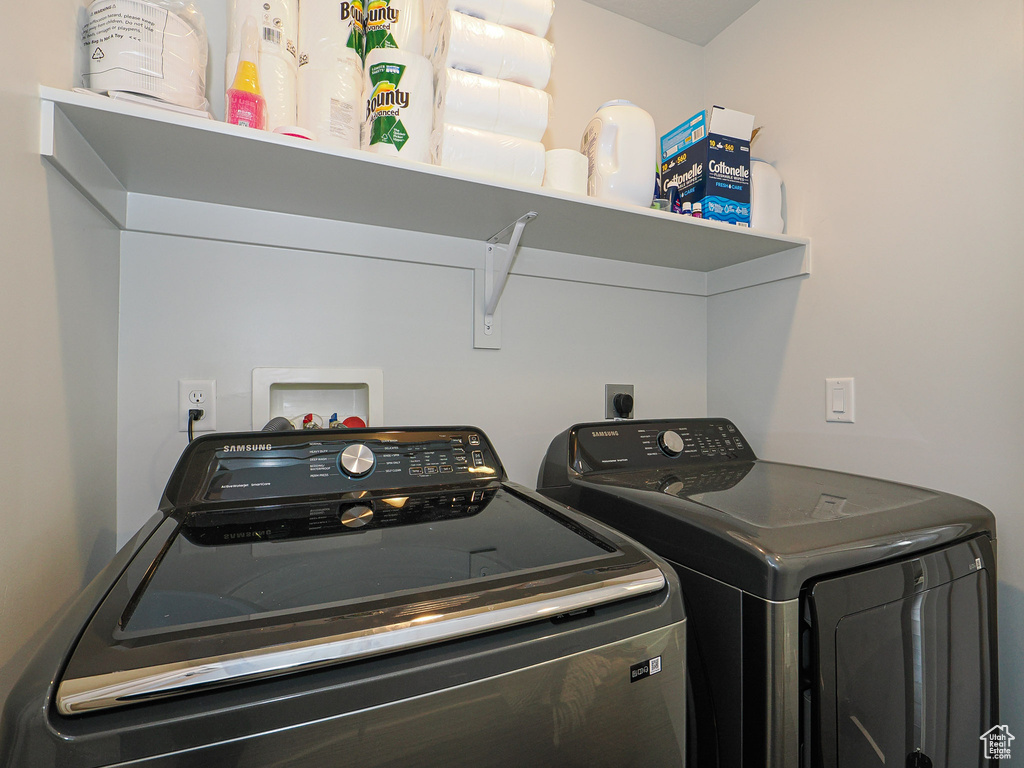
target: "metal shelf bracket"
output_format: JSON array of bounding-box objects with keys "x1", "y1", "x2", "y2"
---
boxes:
[{"x1": 474, "y1": 211, "x2": 538, "y2": 349}]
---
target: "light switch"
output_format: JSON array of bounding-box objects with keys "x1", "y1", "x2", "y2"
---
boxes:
[{"x1": 826, "y1": 378, "x2": 855, "y2": 423}]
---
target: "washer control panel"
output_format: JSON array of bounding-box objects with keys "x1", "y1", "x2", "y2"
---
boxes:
[
  {"x1": 164, "y1": 427, "x2": 503, "y2": 509},
  {"x1": 570, "y1": 418, "x2": 755, "y2": 474}
]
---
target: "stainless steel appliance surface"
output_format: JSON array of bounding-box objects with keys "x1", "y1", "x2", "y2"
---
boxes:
[
  {"x1": 537, "y1": 418, "x2": 998, "y2": 768},
  {"x1": 1, "y1": 426, "x2": 687, "y2": 767}
]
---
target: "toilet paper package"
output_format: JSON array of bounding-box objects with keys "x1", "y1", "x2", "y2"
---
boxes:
[
  {"x1": 424, "y1": 0, "x2": 552, "y2": 43},
  {"x1": 228, "y1": 0, "x2": 299, "y2": 63},
  {"x1": 364, "y1": 0, "x2": 424, "y2": 55},
  {"x1": 435, "y1": 68, "x2": 549, "y2": 141},
  {"x1": 431, "y1": 123, "x2": 545, "y2": 187},
  {"x1": 298, "y1": 0, "x2": 366, "y2": 64},
  {"x1": 362, "y1": 48, "x2": 433, "y2": 161},
  {"x1": 81, "y1": 0, "x2": 209, "y2": 110},
  {"x1": 226, "y1": 49, "x2": 298, "y2": 130},
  {"x1": 430, "y1": 11, "x2": 553, "y2": 89},
  {"x1": 298, "y1": 57, "x2": 363, "y2": 149}
]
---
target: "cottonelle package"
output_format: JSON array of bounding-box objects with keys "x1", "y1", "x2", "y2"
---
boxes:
[
  {"x1": 362, "y1": 47, "x2": 433, "y2": 161},
  {"x1": 660, "y1": 106, "x2": 755, "y2": 226}
]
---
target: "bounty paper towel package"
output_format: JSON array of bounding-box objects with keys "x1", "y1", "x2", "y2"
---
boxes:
[
  {"x1": 660, "y1": 106, "x2": 754, "y2": 226},
  {"x1": 298, "y1": 0, "x2": 365, "y2": 64},
  {"x1": 364, "y1": 0, "x2": 424, "y2": 55},
  {"x1": 362, "y1": 48, "x2": 433, "y2": 161}
]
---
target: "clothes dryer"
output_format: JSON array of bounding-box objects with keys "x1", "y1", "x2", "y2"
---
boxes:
[{"x1": 538, "y1": 418, "x2": 998, "y2": 768}]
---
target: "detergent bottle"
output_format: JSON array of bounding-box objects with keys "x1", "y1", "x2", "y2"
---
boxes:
[{"x1": 226, "y1": 16, "x2": 267, "y2": 130}]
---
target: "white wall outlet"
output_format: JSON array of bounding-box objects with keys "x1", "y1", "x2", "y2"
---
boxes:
[
  {"x1": 825, "y1": 377, "x2": 854, "y2": 423},
  {"x1": 179, "y1": 379, "x2": 217, "y2": 432}
]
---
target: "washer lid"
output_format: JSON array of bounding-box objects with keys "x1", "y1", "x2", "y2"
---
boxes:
[
  {"x1": 58, "y1": 486, "x2": 664, "y2": 715},
  {"x1": 578, "y1": 461, "x2": 994, "y2": 599}
]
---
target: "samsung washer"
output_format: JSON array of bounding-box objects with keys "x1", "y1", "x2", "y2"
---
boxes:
[
  {"x1": 2, "y1": 426, "x2": 687, "y2": 767},
  {"x1": 538, "y1": 418, "x2": 998, "y2": 768}
]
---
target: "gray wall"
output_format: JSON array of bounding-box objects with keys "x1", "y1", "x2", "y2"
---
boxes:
[
  {"x1": 0, "y1": 0, "x2": 120, "y2": 697},
  {"x1": 704, "y1": 0, "x2": 1024, "y2": 726}
]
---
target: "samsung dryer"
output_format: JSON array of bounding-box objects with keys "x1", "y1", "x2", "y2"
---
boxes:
[
  {"x1": 1, "y1": 426, "x2": 687, "y2": 767},
  {"x1": 538, "y1": 418, "x2": 998, "y2": 768}
]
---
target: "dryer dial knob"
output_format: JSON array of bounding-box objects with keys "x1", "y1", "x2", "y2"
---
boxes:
[
  {"x1": 339, "y1": 443, "x2": 376, "y2": 478},
  {"x1": 658, "y1": 430, "x2": 685, "y2": 457},
  {"x1": 340, "y1": 505, "x2": 374, "y2": 528}
]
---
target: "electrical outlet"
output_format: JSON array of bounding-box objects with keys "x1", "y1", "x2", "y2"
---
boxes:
[
  {"x1": 605, "y1": 384, "x2": 635, "y2": 419},
  {"x1": 179, "y1": 379, "x2": 217, "y2": 432}
]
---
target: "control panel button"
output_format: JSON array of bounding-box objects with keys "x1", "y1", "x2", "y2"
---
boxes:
[
  {"x1": 340, "y1": 505, "x2": 374, "y2": 528},
  {"x1": 658, "y1": 430, "x2": 685, "y2": 457},
  {"x1": 468, "y1": 434, "x2": 481, "y2": 446},
  {"x1": 425, "y1": 466, "x2": 439, "y2": 475},
  {"x1": 339, "y1": 443, "x2": 376, "y2": 478},
  {"x1": 409, "y1": 466, "x2": 423, "y2": 476},
  {"x1": 440, "y1": 465, "x2": 453, "y2": 473},
  {"x1": 472, "y1": 451, "x2": 484, "y2": 467}
]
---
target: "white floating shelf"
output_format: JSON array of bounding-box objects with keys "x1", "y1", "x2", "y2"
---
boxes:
[{"x1": 39, "y1": 86, "x2": 810, "y2": 295}]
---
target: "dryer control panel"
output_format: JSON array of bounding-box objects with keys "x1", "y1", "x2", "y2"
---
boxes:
[
  {"x1": 568, "y1": 418, "x2": 756, "y2": 475},
  {"x1": 162, "y1": 427, "x2": 504, "y2": 511}
]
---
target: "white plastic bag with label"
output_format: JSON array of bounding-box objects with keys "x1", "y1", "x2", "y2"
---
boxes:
[{"x1": 81, "y1": 0, "x2": 209, "y2": 110}]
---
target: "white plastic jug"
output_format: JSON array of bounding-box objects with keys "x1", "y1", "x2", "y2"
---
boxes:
[
  {"x1": 750, "y1": 160, "x2": 785, "y2": 233},
  {"x1": 580, "y1": 100, "x2": 656, "y2": 207}
]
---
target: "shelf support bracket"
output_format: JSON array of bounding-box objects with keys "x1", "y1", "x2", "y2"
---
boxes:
[{"x1": 474, "y1": 211, "x2": 538, "y2": 349}]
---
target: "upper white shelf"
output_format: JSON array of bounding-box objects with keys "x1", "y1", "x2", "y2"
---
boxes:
[{"x1": 39, "y1": 87, "x2": 809, "y2": 290}]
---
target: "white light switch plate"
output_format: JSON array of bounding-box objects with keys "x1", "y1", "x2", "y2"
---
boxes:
[{"x1": 826, "y1": 377, "x2": 855, "y2": 423}]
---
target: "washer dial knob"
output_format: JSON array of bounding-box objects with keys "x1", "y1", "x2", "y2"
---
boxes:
[
  {"x1": 658, "y1": 430, "x2": 685, "y2": 457},
  {"x1": 340, "y1": 505, "x2": 374, "y2": 528},
  {"x1": 339, "y1": 443, "x2": 376, "y2": 478}
]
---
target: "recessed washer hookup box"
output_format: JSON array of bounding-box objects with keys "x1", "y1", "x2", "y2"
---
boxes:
[{"x1": 660, "y1": 106, "x2": 755, "y2": 226}]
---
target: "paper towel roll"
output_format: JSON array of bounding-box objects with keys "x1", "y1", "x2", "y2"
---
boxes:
[
  {"x1": 424, "y1": 0, "x2": 552, "y2": 39},
  {"x1": 435, "y1": 68, "x2": 549, "y2": 141},
  {"x1": 228, "y1": 0, "x2": 299, "y2": 63},
  {"x1": 430, "y1": 11, "x2": 553, "y2": 89},
  {"x1": 542, "y1": 149, "x2": 587, "y2": 195},
  {"x1": 226, "y1": 49, "x2": 298, "y2": 130},
  {"x1": 364, "y1": 0, "x2": 424, "y2": 55},
  {"x1": 298, "y1": 57, "x2": 363, "y2": 149},
  {"x1": 298, "y1": 0, "x2": 365, "y2": 65},
  {"x1": 431, "y1": 123, "x2": 545, "y2": 187},
  {"x1": 362, "y1": 48, "x2": 433, "y2": 162}
]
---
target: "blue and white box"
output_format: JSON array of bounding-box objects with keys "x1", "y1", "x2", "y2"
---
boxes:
[{"x1": 660, "y1": 106, "x2": 755, "y2": 226}]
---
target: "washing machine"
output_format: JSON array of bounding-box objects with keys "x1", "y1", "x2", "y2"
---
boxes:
[
  {"x1": 538, "y1": 418, "x2": 998, "y2": 768},
  {"x1": 1, "y1": 426, "x2": 687, "y2": 767}
]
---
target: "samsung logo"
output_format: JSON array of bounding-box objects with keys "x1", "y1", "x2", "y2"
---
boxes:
[
  {"x1": 591, "y1": 430, "x2": 619, "y2": 437},
  {"x1": 222, "y1": 444, "x2": 273, "y2": 452}
]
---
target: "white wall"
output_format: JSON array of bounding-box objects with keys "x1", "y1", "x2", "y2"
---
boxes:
[
  {"x1": 0, "y1": 1, "x2": 120, "y2": 696},
  {"x1": 115, "y1": 230, "x2": 708, "y2": 540},
  {"x1": 704, "y1": 0, "x2": 1024, "y2": 725},
  {"x1": 114, "y1": 0, "x2": 710, "y2": 541}
]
